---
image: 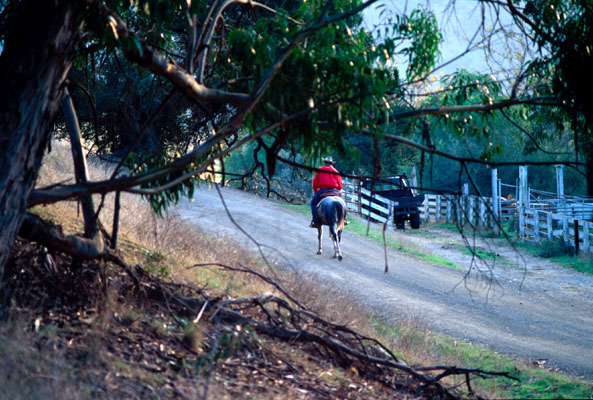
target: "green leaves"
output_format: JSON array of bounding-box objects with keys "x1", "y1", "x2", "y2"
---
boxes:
[
  {"x1": 394, "y1": 8, "x2": 442, "y2": 80},
  {"x1": 73, "y1": 0, "x2": 457, "y2": 212},
  {"x1": 517, "y1": 0, "x2": 593, "y2": 174},
  {"x1": 124, "y1": 148, "x2": 200, "y2": 216},
  {"x1": 430, "y1": 70, "x2": 502, "y2": 139},
  {"x1": 222, "y1": 0, "x2": 401, "y2": 163}
]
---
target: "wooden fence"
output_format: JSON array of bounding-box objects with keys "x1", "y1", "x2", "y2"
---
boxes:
[
  {"x1": 421, "y1": 194, "x2": 498, "y2": 229},
  {"x1": 343, "y1": 182, "x2": 593, "y2": 255},
  {"x1": 343, "y1": 182, "x2": 392, "y2": 223},
  {"x1": 521, "y1": 208, "x2": 593, "y2": 254}
]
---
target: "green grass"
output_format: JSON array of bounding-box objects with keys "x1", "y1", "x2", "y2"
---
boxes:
[
  {"x1": 375, "y1": 322, "x2": 593, "y2": 399},
  {"x1": 278, "y1": 202, "x2": 310, "y2": 216},
  {"x1": 551, "y1": 256, "x2": 593, "y2": 275},
  {"x1": 201, "y1": 202, "x2": 592, "y2": 397},
  {"x1": 347, "y1": 219, "x2": 462, "y2": 270},
  {"x1": 509, "y1": 241, "x2": 593, "y2": 275},
  {"x1": 440, "y1": 241, "x2": 502, "y2": 262},
  {"x1": 462, "y1": 246, "x2": 500, "y2": 261},
  {"x1": 436, "y1": 221, "x2": 516, "y2": 239},
  {"x1": 279, "y1": 203, "x2": 462, "y2": 270},
  {"x1": 436, "y1": 222, "x2": 593, "y2": 276}
]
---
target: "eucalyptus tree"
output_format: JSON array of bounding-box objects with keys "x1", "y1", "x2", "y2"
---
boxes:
[
  {"x1": 0, "y1": 0, "x2": 444, "y2": 275},
  {"x1": 482, "y1": 0, "x2": 593, "y2": 194}
]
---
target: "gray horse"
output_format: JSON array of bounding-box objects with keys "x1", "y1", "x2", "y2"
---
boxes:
[{"x1": 315, "y1": 196, "x2": 347, "y2": 260}]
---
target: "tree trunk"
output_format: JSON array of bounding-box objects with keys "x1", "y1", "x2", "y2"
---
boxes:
[
  {"x1": 0, "y1": 1, "x2": 81, "y2": 278},
  {"x1": 62, "y1": 87, "x2": 99, "y2": 239}
]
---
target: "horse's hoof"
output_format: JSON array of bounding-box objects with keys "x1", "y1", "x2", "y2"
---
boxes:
[
  {"x1": 332, "y1": 255, "x2": 337, "y2": 259},
  {"x1": 338, "y1": 255, "x2": 343, "y2": 261},
  {"x1": 317, "y1": 251, "x2": 322, "y2": 255}
]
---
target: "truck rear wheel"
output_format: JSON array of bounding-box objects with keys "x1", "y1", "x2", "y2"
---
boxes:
[
  {"x1": 394, "y1": 215, "x2": 406, "y2": 229},
  {"x1": 410, "y1": 212, "x2": 421, "y2": 229}
]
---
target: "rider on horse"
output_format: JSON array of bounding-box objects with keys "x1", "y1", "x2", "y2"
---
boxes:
[{"x1": 310, "y1": 156, "x2": 348, "y2": 228}]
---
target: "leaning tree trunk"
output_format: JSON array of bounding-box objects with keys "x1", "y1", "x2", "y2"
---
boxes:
[{"x1": 0, "y1": 1, "x2": 81, "y2": 278}]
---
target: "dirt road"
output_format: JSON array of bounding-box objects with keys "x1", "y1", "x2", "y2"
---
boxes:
[{"x1": 178, "y1": 185, "x2": 593, "y2": 380}]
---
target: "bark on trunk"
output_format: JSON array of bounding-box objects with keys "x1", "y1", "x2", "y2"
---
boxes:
[
  {"x1": 62, "y1": 87, "x2": 99, "y2": 239},
  {"x1": 0, "y1": 1, "x2": 81, "y2": 278}
]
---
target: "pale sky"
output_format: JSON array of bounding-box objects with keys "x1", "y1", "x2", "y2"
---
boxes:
[{"x1": 362, "y1": 0, "x2": 524, "y2": 80}]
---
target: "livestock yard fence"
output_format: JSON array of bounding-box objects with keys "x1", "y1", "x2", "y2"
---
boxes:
[{"x1": 343, "y1": 165, "x2": 593, "y2": 255}]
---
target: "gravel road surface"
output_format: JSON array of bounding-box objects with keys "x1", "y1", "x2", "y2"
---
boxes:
[{"x1": 178, "y1": 185, "x2": 593, "y2": 380}]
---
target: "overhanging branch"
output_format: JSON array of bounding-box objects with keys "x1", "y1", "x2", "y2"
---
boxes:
[
  {"x1": 88, "y1": 0, "x2": 250, "y2": 107},
  {"x1": 389, "y1": 96, "x2": 555, "y2": 120},
  {"x1": 381, "y1": 133, "x2": 585, "y2": 168},
  {"x1": 28, "y1": 0, "x2": 382, "y2": 206}
]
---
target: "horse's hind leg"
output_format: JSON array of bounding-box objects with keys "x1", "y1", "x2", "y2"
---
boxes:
[
  {"x1": 330, "y1": 230, "x2": 343, "y2": 261},
  {"x1": 335, "y1": 230, "x2": 343, "y2": 261},
  {"x1": 317, "y1": 226, "x2": 323, "y2": 255}
]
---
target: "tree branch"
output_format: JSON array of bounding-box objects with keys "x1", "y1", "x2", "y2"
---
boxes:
[
  {"x1": 195, "y1": 0, "x2": 305, "y2": 82},
  {"x1": 18, "y1": 212, "x2": 140, "y2": 287},
  {"x1": 19, "y1": 212, "x2": 104, "y2": 259},
  {"x1": 381, "y1": 133, "x2": 585, "y2": 168},
  {"x1": 389, "y1": 96, "x2": 555, "y2": 121},
  {"x1": 88, "y1": 0, "x2": 249, "y2": 106}
]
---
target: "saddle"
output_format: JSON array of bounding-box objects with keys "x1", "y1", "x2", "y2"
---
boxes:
[{"x1": 318, "y1": 190, "x2": 341, "y2": 201}]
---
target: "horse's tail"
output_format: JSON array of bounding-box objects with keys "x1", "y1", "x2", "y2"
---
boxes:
[
  {"x1": 334, "y1": 199, "x2": 346, "y2": 233},
  {"x1": 329, "y1": 201, "x2": 346, "y2": 238},
  {"x1": 336, "y1": 209, "x2": 345, "y2": 232}
]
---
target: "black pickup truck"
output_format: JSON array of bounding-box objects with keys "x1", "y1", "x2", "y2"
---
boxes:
[{"x1": 362, "y1": 175, "x2": 424, "y2": 229}]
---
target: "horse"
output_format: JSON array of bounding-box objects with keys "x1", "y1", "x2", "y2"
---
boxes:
[{"x1": 315, "y1": 196, "x2": 347, "y2": 261}]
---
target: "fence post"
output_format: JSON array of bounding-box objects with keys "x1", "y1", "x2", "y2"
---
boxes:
[
  {"x1": 556, "y1": 164, "x2": 565, "y2": 212},
  {"x1": 446, "y1": 198, "x2": 452, "y2": 223},
  {"x1": 424, "y1": 196, "x2": 430, "y2": 222},
  {"x1": 547, "y1": 213, "x2": 553, "y2": 241},
  {"x1": 487, "y1": 199, "x2": 492, "y2": 228},
  {"x1": 534, "y1": 210, "x2": 540, "y2": 242},
  {"x1": 519, "y1": 207, "x2": 525, "y2": 239},
  {"x1": 479, "y1": 199, "x2": 486, "y2": 229},
  {"x1": 563, "y1": 216, "x2": 569, "y2": 244},
  {"x1": 357, "y1": 182, "x2": 362, "y2": 215},
  {"x1": 574, "y1": 219, "x2": 579, "y2": 255},
  {"x1": 462, "y1": 184, "x2": 469, "y2": 226},
  {"x1": 468, "y1": 196, "x2": 475, "y2": 226},
  {"x1": 584, "y1": 221, "x2": 590, "y2": 254},
  {"x1": 519, "y1": 166, "x2": 528, "y2": 209},
  {"x1": 492, "y1": 168, "x2": 499, "y2": 234},
  {"x1": 436, "y1": 195, "x2": 441, "y2": 222},
  {"x1": 410, "y1": 164, "x2": 417, "y2": 192}
]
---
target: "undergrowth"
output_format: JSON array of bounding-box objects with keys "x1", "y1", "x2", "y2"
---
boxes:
[
  {"x1": 2, "y1": 141, "x2": 591, "y2": 398},
  {"x1": 374, "y1": 321, "x2": 593, "y2": 399}
]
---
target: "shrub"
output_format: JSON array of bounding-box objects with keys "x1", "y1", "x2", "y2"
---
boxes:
[{"x1": 538, "y1": 238, "x2": 575, "y2": 258}]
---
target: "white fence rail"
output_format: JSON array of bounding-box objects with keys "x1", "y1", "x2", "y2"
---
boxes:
[
  {"x1": 521, "y1": 209, "x2": 593, "y2": 254},
  {"x1": 344, "y1": 182, "x2": 393, "y2": 224},
  {"x1": 343, "y1": 181, "x2": 593, "y2": 255},
  {"x1": 420, "y1": 194, "x2": 501, "y2": 229}
]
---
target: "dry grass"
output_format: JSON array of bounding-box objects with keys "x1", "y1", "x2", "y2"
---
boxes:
[
  {"x1": 11, "y1": 139, "x2": 574, "y2": 399},
  {"x1": 0, "y1": 319, "x2": 87, "y2": 400},
  {"x1": 31, "y1": 141, "x2": 453, "y2": 390},
  {"x1": 11, "y1": 140, "x2": 423, "y2": 398}
]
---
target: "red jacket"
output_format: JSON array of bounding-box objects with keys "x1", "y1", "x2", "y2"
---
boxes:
[{"x1": 313, "y1": 164, "x2": 343, "y2": 193}]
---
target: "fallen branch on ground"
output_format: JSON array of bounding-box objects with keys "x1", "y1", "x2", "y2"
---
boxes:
[
  {"x1": 147, "y1": 280, "x2": 518, "y2": 399},
  {"x1": 18, "y1": 212, "x2": 140, "y2": 288}
]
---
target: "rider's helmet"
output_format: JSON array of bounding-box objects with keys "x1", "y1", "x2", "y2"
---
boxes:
[{"x1": 322, "y1": 156, "x2": 335, "y2": 164}]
